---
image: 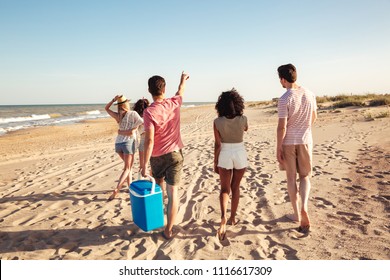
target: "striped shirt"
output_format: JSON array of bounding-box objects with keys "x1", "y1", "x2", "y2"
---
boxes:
[
  {"x1": 115, "y1": 111, "x2": 144, "y2": 144},
  {"x1": 278, "y1": 87, "x2": 316, "y2": 145}
]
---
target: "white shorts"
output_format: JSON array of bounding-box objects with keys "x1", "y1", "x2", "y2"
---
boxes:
[{"x1": 218, "y1": 142, "x2": 248, "y2": 170}]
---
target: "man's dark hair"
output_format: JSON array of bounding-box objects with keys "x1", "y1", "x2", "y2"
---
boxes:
[
  {"x1": 277, "y1": 64, "x2": 297, "y2": 83},
  {"x1": 148, "y1": 75, "x2": 166, "y2": 96},
  {"x1": 215, "y1": 88, "x2": 245, "y2": 118}
]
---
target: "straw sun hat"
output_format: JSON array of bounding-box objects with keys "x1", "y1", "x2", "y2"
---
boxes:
[{"x1": 115, "y1": 95, "x2": 129, "y2": 105}]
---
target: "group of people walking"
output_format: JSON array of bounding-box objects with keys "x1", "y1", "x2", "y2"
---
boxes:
[{"x1": 105, "y1": 64, "x2": 317, "y2": 240}]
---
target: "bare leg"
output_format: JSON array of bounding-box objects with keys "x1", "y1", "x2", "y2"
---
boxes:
[
  {"x1": 117, "y1": 152, "x2": 131, "y2": 186},
  {"x1": 164, "y1": 183, "x2": 178, "y2": 238},
  {"x1": 108, "y1": 153, "x2": 134, "y2": 200},
  {"x1": 126, "y1": 153, "x2": 134, "y2": 187},
  {"x1": 299, "y1": 175, "x2": 311, "y2": 227},
  {"x1": 286, "y1": 169, "x2": 300, "y2": 222},
  {"x1": 218, "y1": 168, "x2": 232, "y2": 239},
  {"x1": 229, "y1": 168, "x2": 246, "y2": 225},
  {"x1": 155, "y1": 177, "x2": 166, "y2": 198}
]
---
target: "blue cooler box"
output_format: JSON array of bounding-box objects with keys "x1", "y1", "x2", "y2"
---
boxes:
[{"x1": 129, "y1": 175, "x2": 164, "y2": 232}]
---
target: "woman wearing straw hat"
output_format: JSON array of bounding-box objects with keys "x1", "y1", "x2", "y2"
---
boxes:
[{"x1": 105, "y1": 95, "x2": 144, "y2": 201}]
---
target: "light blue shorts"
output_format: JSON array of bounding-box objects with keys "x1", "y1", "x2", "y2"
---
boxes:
[{"x1": 115, "y1": 139, "x2": 136, "y2": 155}]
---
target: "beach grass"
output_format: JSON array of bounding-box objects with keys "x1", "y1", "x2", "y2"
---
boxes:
[{"x1": 316, "y1": 93, "x2": 390, "y2": 109}]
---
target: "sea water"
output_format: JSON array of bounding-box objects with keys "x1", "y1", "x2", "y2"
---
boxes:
[
  {"x1": 0, "y1": 104, "x2": 109, "y2": 136},
  {"x1": 0, "y1": 102, "x2": 213, "y2": 136}
]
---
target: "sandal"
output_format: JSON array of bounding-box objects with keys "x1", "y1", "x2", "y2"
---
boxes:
[
  {"x1": 217, "y1": 226, "x2": 227, "y2": 241},
  {"x1": 297, "y1": 224, "x2": 311, "y2": 234},
  {"x1": 227, "y1": 218, "x2": 240, "y2": 226},
  {"x1": 161, "y1": 229, "x2": 178, "y2": 240},
  {"x1": 107, "y1": 188, "x2": 119, "y2": 201}
]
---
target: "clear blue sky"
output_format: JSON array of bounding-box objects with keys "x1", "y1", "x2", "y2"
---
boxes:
[{"x1": 1, "y1": 0, "x2": 389, "y2": 105}]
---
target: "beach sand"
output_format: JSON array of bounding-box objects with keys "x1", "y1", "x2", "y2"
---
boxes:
[{"x1": 0, "y1": 104, "x2": 389, "y2": 260}]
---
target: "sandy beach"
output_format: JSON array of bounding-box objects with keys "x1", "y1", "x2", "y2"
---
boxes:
[{"x1": 0, "y1": 103, "x2": 389, "y2": 260}]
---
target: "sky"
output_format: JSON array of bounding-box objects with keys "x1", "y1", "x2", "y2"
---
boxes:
[{"x1": 0, "y1": 0, "x2": 389, "y2": 105}]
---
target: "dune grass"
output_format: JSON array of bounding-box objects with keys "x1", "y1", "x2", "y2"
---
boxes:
[{"x1": 316, "y1": 93, "x2": 390, "y2": 108}]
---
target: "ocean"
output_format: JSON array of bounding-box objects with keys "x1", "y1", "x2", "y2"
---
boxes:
[{"x1": 0, "y1": 102, "x2": 213, "y2": 136}]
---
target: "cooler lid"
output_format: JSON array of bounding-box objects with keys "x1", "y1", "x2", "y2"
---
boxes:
[{"x1": 130, "y1": 180, "x2": 161, "y2": 195}]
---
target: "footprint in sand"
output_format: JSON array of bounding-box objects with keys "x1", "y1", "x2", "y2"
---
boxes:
[
  {"x1": 313, "y1": 197, "x2": 336, "y2": 208},
  {"x1": 352, "y1": 185, "x2": 367, "y2": 191},
  {"x1": 378, "y1": 180, "x2": 390, "y2": 186},
  {"x1": 336, "y1": 211, "x2": 370, "y2": 226},
  {"x1": 341, "y1": 178, "x2": 352, "y2": 182},
  {"x1": 371, "y1": 195, "x2": 390, "y2": 202}
]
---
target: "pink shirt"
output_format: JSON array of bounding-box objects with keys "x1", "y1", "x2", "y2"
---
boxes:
[
  {"x1": 143, "y1": 95, "x2": 184, "y2": 157},
  {"x1": 278, "y1": 87, "x2": 316, "y2": 145}
]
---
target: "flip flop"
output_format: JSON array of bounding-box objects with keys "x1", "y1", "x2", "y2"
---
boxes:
[
  {"x1": 297, "y1": 225, "x2": 311, "y2": 234},
  {"x1": 107, "y1": 188, "x2": 119, "y2": 201},
  {"x1": 227, "y1": 218, "x2": 240, "y2": 226},
  {"x1": 161, "y1": 231, "x2": 170, "y2": 240},
  {"x1": 161, "y1": 230, "x2": 177, "y2": 240},
  {"x1": 217, "y1": 229, "x2": 227, "y2": 241}
]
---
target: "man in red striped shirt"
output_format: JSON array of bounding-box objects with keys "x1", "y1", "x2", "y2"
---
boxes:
[{"x1": 276, "y1": 64, "x2": 317, "y2": 234}]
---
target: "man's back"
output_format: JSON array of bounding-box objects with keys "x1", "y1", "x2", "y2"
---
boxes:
[
  {"x1": 143, "y1": 95, "x2": 184, "y2": 157},
  {"x1": 278, "y1": 86, "x2": 316, "y2": 145}
]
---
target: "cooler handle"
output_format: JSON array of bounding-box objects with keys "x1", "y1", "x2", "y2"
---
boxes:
[{"x1": 137, "y1": 173, "x2": 156, "y2": 194}]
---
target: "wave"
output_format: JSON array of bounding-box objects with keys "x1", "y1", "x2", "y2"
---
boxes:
[
  {"x1": 85, "y1": 110, "x2": 101, "y2": 115},
  {"x1": 0, "y1": 114, "x2": 51, "y2": 124},
  {"x1": 0, "y1": 108, "x2": 109, "y2": 136}
]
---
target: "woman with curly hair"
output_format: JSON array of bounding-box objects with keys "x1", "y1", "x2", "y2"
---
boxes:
[
  {"x1": 213, "y1": 89, "x2": 248, "y2": 240},
  {"x1": 133, "y1": 98, "x2": 150, "y2": 170}
]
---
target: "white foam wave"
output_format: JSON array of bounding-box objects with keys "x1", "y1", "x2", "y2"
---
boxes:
[
  {"x1": 0, "y1": 114, "x2": 51, "y2": 124},
  {"x1": 85, "y1": 110, "x2": 101, "y2": 115}
]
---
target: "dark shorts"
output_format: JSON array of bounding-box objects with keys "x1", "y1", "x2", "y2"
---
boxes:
[{"x1": 150, "y1": 150, "x2": 184, "y2": 186}]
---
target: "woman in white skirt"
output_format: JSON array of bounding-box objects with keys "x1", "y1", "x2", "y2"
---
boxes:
[{"x1": 213, "y1": 89, "x2": 248, "y2": 240}]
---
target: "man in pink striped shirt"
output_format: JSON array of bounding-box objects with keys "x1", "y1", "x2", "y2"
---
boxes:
[{"x1": 276, "y1": 64, "x2": 317, "y2": 234}]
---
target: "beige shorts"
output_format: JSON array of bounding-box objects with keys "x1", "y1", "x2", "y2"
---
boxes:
[{"x1": 280, "y1": 144, "x2": 312, "y2": 176}]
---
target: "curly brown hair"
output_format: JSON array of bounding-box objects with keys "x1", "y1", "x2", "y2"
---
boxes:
[
  {"x1": 215, "y1": 88, "x2": 245, "y2": 118},
  {"x1": 132, "y1": 98, "x2": 150, "y2": 117}
]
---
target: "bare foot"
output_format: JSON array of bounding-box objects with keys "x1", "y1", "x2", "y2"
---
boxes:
[
  {"x1": 162, "y1": 229, "x2": 172, "y2": 240},
  {"x1": 108, "y1": 188, "x2": 119, "y2": 201},
  {"x1": 218, "y1": 217, "x2": 227, "y2": 241},
  {"x1": 300, "y1": 210, "x2": 310, "y2": 227},
  {"x1": 227, "y1": 217, "x2": 240, "y2": 226},
  {"x1": 162, "y1": 227, "x2": 177, "y2": 240},
  {"x1": 286, "y1": 213, "x2": 300, "y2": 223}
]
